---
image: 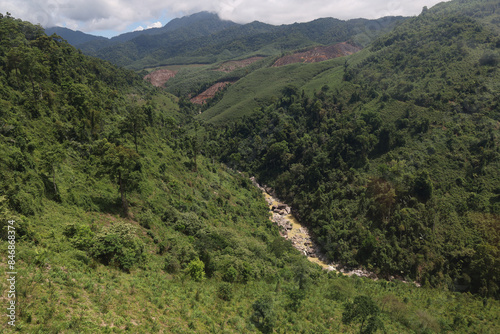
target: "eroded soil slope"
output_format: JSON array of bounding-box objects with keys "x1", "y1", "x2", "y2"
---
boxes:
[
  {"x1": 144, "y1": 69, "x2": 177, "y2": 87},
  {"x1": 272, "y1": 42, "x2": 361, "y2": 67},
  {"x1": 190, "y1": 82, "x2": 232, "y2": 104}
]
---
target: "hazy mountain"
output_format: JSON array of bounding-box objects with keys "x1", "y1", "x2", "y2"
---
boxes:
[{"x1": 44, "y1": 26, "x2": 107, "y2": 46}]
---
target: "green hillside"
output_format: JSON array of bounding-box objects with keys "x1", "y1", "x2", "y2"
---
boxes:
[
  {"x1": 71, "y1": 14, "x2": 404, "y2": 71},
  {"x1": 204, "y1": 0, "x2": 500, "y2": 300},
  {"x1": 1, "y1": 3, "x2": 500, "y2": 333}
]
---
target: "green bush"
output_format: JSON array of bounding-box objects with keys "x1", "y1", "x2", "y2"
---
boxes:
[
  {"x1": 64, "y1": 224, "x2": 94, "y2": 250},
  {"x1": 164, "y1": 254, "x2": 181, "y2": 274},
  {"x1": 89, "y1": 222, "x2": 144, "y2": 271},
  {"x1": 186, "y1": 258, "x2": 206, "y2": 281},
  {"x1": 174, "y1": 212, "x2": 203, "y2": 236},
  {"x1": 217, "y1": 282, "x2": 233, "y2": 301},
  {"x1": 222, "y1": 265, "x2": 238, "y2": 283},
  {"x1": 252, "y1": 295, "x2": 276, "y2": 333},
  {"x1": 136, "y1": 208, "x2": 157, "y2": 229}
]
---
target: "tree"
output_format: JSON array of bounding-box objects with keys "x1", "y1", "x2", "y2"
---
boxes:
[
  {"x1": 89, "y1": 222, "x2": 144, "y2": 271},
  {"x1": 367, "y1": 178, "x2": 396, "y2": 223},
  {"x1": 264, "y1": 140, "x2": 291, "y2": 171},
  {"x1": 40, "y1": 145, "x2": 66, "y2": 199},
  {"x1": 100, "y1": 141, "x2": 142, "y2": 216},
  {"x1": 121, "y1": 104, "x2": 146, "y2": 154},
  {"x1": 187, "y1": 134, "x2": 200, "y2": 172},
  {"x1": 342, "y1": 295, "x2": 383, "y2": 334},
  {"x1": 413, "y1": 170, "x2": 433, "y2": 202},
  {"x1": 287, "y1": 288, "x2": 306, "y2": 311},
  {"x1": 252, "y1": 295, "x2": 276, "y2": 333},
  {"x1": 471, "y1": 243, "x2": 499, "y2": 298}
]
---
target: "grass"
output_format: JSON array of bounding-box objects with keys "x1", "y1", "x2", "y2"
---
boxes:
[{"x1": 197, "y1": 56, "x2": 350, "y2": 124}]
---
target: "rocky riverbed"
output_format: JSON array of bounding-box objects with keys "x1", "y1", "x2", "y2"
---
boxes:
[{"x1": 251, "y1": 177, "x2": 378, "y2": 279}]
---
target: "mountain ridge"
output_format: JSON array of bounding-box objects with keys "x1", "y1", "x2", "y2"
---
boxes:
[{"x1": 50, "y1": 11, "x2": 406, "y2": 70}]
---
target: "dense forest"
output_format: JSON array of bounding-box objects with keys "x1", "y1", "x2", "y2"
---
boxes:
[
  {"x1": 0, "y1": 0, "x2": 499, "y2": 332},
  {"x1": 206, "y1": 0, "x2": 500, "y2": 299}
]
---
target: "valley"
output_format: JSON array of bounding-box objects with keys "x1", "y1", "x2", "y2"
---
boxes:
[
  {"x1": 254, "y1": 178, "x2": 392, "y2": 281},
  {"x1": 1, "y1": 1, "x2": 499, "y2": 332}
]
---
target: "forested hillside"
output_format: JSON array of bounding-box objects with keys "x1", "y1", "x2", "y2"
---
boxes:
[
  {"x1": 62, "y1": 13, "x2": 405, "y2": 71},
  {"x1": 1, "y1": 2, "x2": 499, "y2": 333},
  {"x1": 203, "y1": 0, "x2": 500, "y2": 300}
]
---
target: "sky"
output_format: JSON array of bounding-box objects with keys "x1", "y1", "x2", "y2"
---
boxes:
[{"x1": 1, "y1": 0, "x2": 450, "y2": 38}]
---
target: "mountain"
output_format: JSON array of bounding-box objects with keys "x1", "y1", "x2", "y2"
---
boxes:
[
  {"x1": 203, "y1": 0, "x2": 500, "y2": 299},
  {"x1": 56, "y1": 11, "x2": 405, "y2": 70},
  {"x1": 1, "y1": 4, "x2": 499, "y2": 333},
  {"x1": 45, "y1": 12, "x2": 237, "y2": 54},
  {"x1": 44, "y1": 26, "x2": 107, "y2": 46},
  {"x1": 76, "y1": 11, "x2": 239, "y2": 59},
  {"x1": 109, "y1": 11, "x2": 237, "y2": 44}
]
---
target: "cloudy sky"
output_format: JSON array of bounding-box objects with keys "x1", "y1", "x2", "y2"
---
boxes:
[{"x1": 2, "y1": 0, "x2": 449, "y2": 37}]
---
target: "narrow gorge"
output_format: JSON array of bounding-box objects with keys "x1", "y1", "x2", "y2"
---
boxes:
[{"x1": 251, "y1": 177, "x2": 377, "y2": 279}]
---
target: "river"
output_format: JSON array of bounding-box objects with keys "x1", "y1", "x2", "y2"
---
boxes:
[{"x1": 251, "y1": 177, "x2": 376, "y2": 278}]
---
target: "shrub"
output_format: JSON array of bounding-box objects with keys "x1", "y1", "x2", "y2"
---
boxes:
[
  {"x1": 217, "y1": 282, "x2": 233, "y2": 301},
  {"x1": 222, "y1": 265, "x2": 238, "y2": 283},
  {"x1": 64, "y1": 224, "x2": 94, "y2": 250},
  {"x1": 479, "y1": 51, "x2": 499, "y2": 66},
  {"x1": 164, "y1": 254, "x2": 181, "y2": 274},
  {"x1": 89, "y1": 222, "x2": 144, "y2": 271},
  {"x1": 174, "y1": 212, "x2": 203, "y2": 236},
  {"x1": 252, "y1": 295, "x2": 276, "y2": 333},
  {"x1": 186, "y1": 258, "x2": 206, "y2": 281},
  {"x1": 137, "y1": 208, "x2": 156, "y2": 229}
]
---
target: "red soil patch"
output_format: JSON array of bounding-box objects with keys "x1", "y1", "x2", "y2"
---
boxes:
[
  {"x1": 190, "y1": 82, "x2": 232, "y2": 105},
  {"x1": 144, "y1": 69, "x2": 177, "y2": 87},
  {"x1": 272, "y1": 42, "x2": 361, "y2": 67},
  {"x1": 215, "y1": 56, "x2": 265, "y2": 73}
]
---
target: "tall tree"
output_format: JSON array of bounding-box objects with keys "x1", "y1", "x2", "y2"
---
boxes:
[
  {"x1": 100, "y1": 141, "x2": 142, "y2": 216},
  {"x1": 121, "y1": 104, "x2": 146, "y2": 154},
  {"x1": 342, "y1": 295, "x2": 383, "y2": 334}
]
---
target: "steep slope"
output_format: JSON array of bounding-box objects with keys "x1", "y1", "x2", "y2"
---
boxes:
[
  {"x1": 202, "y1": 0, "x2": 500, "y2": 298},
  {"x1": 1, "y1": 11, "x2": 499, "y2": 334},
  {"x1": 143, "y1": 68, "x2": 177, "y2": 87}
]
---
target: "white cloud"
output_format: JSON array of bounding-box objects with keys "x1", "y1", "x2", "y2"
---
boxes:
[
  {"x1": 147, "y1": 21, "x2": 162, "y2": 29},
  {"x1": 133, "y1": 22, "x2": 161, "y2": 32},
  {"x1": 0, "y1": 0, "x2": 450, "y2": 35}
]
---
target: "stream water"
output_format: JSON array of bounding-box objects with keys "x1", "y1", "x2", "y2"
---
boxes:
[
  {"x1": 263, "y1": 192, "x2": 333, "y2": 270},
  {"x1": 252, "y1": 177, "x2": 377, "y2": 278}
]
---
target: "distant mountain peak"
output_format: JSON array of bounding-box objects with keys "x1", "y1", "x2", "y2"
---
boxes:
[{"x1": 43, "y1": 26, "x2": 108, "y2": 46}]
